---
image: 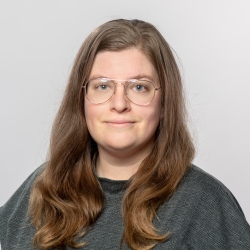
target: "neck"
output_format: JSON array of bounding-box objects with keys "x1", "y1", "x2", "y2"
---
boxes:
[{"x1": 96, "y1": 146, "x2": 152, "y2": 180}]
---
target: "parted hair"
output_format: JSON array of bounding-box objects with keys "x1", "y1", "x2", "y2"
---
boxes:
[{"x1": 29, "y1": 19, "x2": 195, "y2": 250}]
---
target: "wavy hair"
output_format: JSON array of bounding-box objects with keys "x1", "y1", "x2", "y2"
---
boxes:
[{"x1": 29, "y1": 19, "x2": 195, "y2": 250}]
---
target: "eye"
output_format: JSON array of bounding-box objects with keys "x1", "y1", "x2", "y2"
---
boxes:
[
  {"x1": 92, "y1": 79, "x2": 114, "y2": 91},
  {"x1": 129, "y1": 82, "x2": 150, "y2": 93},
  {"x1": 96, "y1": 84, "x2": 110, "y2": 90},
  {"x1": 134, "y1": 84, "x2": 147, "y2": 91}
]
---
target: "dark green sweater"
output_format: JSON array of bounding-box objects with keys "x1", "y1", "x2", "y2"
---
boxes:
[{"x1": 1, "y1": 164, "x2": 250, "y2": 249}]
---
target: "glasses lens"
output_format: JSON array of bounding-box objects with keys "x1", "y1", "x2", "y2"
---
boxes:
[
  {"x1": 126, "y1": 80, "x2": 155, "y2": 105},
  {"x1": 85, "y1": 78, "x2": 156, "y2": 105},
  {"x1": 86, "y1": 78, "x2": 115, "y2": 104}
]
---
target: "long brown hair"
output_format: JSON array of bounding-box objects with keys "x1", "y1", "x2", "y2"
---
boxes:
[{"x1": 29, "y1": 19, "x2": 195, "y2": 250}]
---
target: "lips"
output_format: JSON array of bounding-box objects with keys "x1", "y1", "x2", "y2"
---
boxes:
[
  {"x1": 107, "y1": 120, "x2": 133, "y2": 123},
  {"x1": 105, "y1": 120, "x2": 135, "y2": 127}
]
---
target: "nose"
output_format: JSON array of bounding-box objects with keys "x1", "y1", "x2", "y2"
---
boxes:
[{"x1": 109, "y1": 83, "x2": 131, "y2": 112}]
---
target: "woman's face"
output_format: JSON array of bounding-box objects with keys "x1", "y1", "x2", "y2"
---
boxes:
[{"x1": 84, "y1": 48, "x2": 161, "y2": 158}]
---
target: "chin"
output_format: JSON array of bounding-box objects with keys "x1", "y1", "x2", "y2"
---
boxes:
[{"x1": 106, "y1": 142, "x2": 136, "y2": 151}]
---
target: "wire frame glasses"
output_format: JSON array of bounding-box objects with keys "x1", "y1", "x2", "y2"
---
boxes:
[{"x1": 83, "y1": 78, "x2": 161, "y2": 106}]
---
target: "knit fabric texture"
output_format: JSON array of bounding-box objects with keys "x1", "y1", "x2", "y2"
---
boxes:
[{"x1": 1, "y1": 164, "x2": 250, "y2": 249}]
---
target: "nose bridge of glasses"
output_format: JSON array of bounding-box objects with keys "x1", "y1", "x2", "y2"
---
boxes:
[{"x1": 113, "y1": 81, "x2": 127, "y2": 94}]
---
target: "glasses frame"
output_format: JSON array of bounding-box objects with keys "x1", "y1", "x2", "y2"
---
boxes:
[{"x1": 83, "y1": 77, "x2": 161, "y2": 106}]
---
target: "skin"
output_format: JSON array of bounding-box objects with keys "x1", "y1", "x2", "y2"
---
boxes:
[{"x1": 84, "y1": 48, "x2": 161, "y2": 180}]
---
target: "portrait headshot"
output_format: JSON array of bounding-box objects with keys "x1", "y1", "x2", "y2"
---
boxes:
[{"x1": 0, "y1": 1, "x2": 250, "y2": 249}]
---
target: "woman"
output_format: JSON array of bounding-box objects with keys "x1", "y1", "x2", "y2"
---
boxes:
[{"x1": 0, "y1": 19, "x2": 249, "y2": 250}]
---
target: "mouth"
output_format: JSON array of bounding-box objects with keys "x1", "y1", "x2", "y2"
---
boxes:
[{"x1": 105, "y1": 120, "x2": 135, "y2": 127}]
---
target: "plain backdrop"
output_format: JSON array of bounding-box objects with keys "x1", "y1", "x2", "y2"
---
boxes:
[{"x1": 0, "y1": 0, "x2": 249, "y2": 226}]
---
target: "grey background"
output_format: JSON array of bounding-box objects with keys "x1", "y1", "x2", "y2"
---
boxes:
[{"x1": 0, "y1": 0, "x2": 249, "y2": 226}]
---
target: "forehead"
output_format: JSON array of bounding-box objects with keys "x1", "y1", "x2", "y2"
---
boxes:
[{"x1": 89, "y1": 48, "x2": 159, "y2": 81}]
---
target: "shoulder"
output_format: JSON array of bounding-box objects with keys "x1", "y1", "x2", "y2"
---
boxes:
[
  {"x1": 165, "y1": 164, "x2": 243, "y2": 212},
  {"x1": 158, "y1": 164, "x2": 250, "y2": 249},
  {"x1": 181, "y1": 164, "x2": 240, "y2": 204},
  {"x1": 160, "y1": 164, "x2": 246, "y2": 216},
  {"x1": 0, "y1": 163, "x2": 46, "y2": 212},
  {"x1": 178, "y1": 164, "x2": 247, "y2": 223},
  {"x1": 0, "y1": 163, "x2": 46, "y2": 240}
]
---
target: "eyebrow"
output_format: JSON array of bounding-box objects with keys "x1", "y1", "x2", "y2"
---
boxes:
[
  {"x1": 89, "y1": 74, "x2": 156, "y2": 82},
  {"x1": 128, "y1": 74, "x2": 155, "y2": 82}
]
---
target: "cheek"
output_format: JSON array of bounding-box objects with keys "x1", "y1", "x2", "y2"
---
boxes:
[
  {"x1": 84, "y1": 100, "x2": 96, "y2": 131},
  {"x1": 148, "y1": 98, "x2": 161, "y2": 122},
  {"x1": 84, "y1": 101, "x2": 91, "y2": 124},
  {"x1": 146, "y1": 104, "x2": 161, "y2": 132},
  {"x1": 149, "y1": 112, "x2": 161, "y2": 130},
  {"x1": 84, "y1": 100, "x2": 105, "y2": 140},
  {"x1": 140, "y1": 107, "x2": 161, "y2": 134}
]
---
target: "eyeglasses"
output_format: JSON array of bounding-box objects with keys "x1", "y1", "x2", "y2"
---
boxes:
[{"x1": 83, "y1": 78, "x2": 161, "y2": 106}]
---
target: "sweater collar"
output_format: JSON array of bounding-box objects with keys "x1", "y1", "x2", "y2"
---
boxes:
[{"x1": 98, "y1": 176, "x2": 128, "y2": 194}]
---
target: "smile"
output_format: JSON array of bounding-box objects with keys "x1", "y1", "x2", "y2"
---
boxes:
[{"x1": 105, "y1": 121, "x2": 135, "y2": 127}]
